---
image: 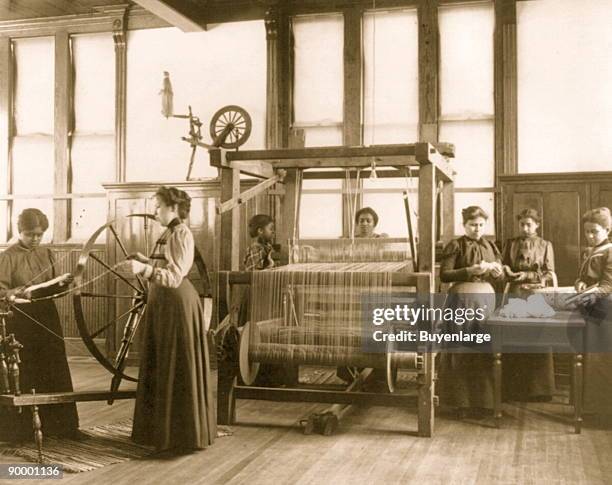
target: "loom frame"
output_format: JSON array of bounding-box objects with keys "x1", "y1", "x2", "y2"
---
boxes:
[
  {"x1": 218, "y1": 271, "x2": 436, "y2": 437},
  {"x1": 211, "y1": 142, "x2": 455, "y2": 438}
]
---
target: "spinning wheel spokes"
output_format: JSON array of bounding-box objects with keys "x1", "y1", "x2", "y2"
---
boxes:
[
  {"x1": 108, "y1": 224, "x2": 146, "y2": 293},
  {"x1": 73, "y1": 220, "x2": 148, "y2": 386},
  {"x1": 209, "y1": 105, "x2": 252, "y2": 149},
  {"x1": 73, "y1": 214, "x2": 213, "y2": 398}
]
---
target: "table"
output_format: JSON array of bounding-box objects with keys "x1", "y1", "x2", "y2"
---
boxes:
[{"x1": 485, "y1": 310, "x2": 586, "y2": 433}]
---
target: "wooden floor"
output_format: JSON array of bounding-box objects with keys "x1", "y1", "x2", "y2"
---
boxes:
[{"x1": 1, "y1": 360, "x2": 612, "y2": 485}]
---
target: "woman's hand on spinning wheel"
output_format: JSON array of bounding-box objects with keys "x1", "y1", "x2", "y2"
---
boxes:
[
  {"x1": 128, "y1": 252, "x2": 150, "y2": 264},
  {"x1": 5, "y1": 286, "x2": 31, "y2": 302},
  {"x1": 118, "y1": 259, "x2": 153, "y2": 278},
  {"x1": 58, "y1": 272, "x2": 74, "y2": 286}
]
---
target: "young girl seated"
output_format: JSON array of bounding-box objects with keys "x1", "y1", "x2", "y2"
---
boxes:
[
  {"x1": 501, "y1": 208, "x2": 555, "y2": 402},
  {"x1": 575, "y1": 207, "x2": 612, "y2": 416},
  {"x1": 244, "y1": 214, "x2": 275, "y2": 271}
]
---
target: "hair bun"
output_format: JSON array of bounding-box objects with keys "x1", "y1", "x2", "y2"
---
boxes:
[{"x1": 582, "y1": 207, "x2": 612, "y2": 230}]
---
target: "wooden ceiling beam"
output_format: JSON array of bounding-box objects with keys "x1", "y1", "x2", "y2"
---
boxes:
[{"x1": 132, "y1": 0, "x2": 207, "y2": 31}]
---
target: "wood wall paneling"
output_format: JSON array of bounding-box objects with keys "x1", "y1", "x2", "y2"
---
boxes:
[
  {"x1": 499, "y1": 174, "x2": 612, "y2": 286},
  {"x1": 544, "y1": 189, "x2": 583, "y2": 286},
  {"x1": 591, "y1": 182, "x2": 612, "y2": 210}
]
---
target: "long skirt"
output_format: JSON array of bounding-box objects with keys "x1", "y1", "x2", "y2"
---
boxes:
[
  {"x1": 437, "y1": 282, "x2": 496, "y2": 409},
  {"x1": 0, "y1": 301, "x2": 78, "y2": 441},
  {"x1": 583, "y1": 296, "x2": 612, "y2": 415},
  {"x1": 502, "y1": 283, "x2": 555, "y2": 400},
  {"x1": 132, "y1": 279, "x2": 216, "y2": 451}
]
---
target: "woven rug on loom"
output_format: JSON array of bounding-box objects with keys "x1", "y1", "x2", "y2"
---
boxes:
[{"x1": 1, "y1": 421, "x2": 234, "y2": 473}]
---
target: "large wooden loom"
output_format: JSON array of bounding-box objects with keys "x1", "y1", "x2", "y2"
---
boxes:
[{"x1": 212, "y1": 143, "x2": 455, "y2": 437}]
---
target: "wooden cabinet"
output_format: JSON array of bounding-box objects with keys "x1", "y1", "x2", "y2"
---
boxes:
[{"x1": 500, "y1": 172, "x2": 612, "y2": 286}]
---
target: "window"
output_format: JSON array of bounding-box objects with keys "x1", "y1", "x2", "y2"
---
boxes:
[
  {"x1": 10, "y1": 37, "x2": 55, "y2": 242},
  {"x1": 363, "y1": 9, "x2": 419, "y2": 145},
  {"x1": 293, "y1": 14, "x2": 344, "y2": 147},
  {"x1": 517, "y1": 0, "x2": 612, "y2": 172},
  {"x1": 300, "y1": 178, "x2": 343, "y2": 238},
  {"x1": 362, "y1": 177, "x2": 417, "y2": 238},
  {"x1": 293, "y1": 15, "x2": 344, "y2": 237},
  {"x1": 439, "y1": 2, "x2": 495, "y2": 235},
  {"x1": 71, "y1": 33, "x2": 115, "y2": 241},
  {"x1": 126, "y1": 22, "x2": 266, "y2": 181}
]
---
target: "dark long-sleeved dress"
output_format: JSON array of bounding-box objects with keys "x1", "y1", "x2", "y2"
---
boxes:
[
  {"x1": 131, "y1": 218, "x2": 216, "y2": 451},
  {"x1": 0, "y1": 243, "x2": 78, "y2": 441},
  {"x1": 437, "y1": 236, "x2": 502, "y2": 410},
  {"x1": 576, "y1": 240, "x2": 612, "y2": 415},
  {"x1": 501, "y1": 235, "x2": 556, "y2": 401}
]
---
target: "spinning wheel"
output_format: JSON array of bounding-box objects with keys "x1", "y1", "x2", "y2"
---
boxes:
[
  {"x1": 174, "y1": 104, "x2": 252, "y2": 179},
  {"x1": 72, "y1": 214, "x2": 211, "y2": 398},
  {"x1": 209, "y1": 105, "x2": 251, "y2": 149}
]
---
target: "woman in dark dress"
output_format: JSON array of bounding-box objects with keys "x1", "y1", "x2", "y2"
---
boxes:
[
  {"x1": 573, "y1": 207, "x2": 612, "y2": 416},
  {"x1": 501, "y1": 208, "x2": 556, "y2": 401},
  {"x1": 437, "y1": 206, "x2": 504, "y2": 416},
  {"x1": 120, "y1": 186, "x2": 215, "y2": 452},
  {"x1": 0, "y1": 209, "x2": 78, "y2": 441}
]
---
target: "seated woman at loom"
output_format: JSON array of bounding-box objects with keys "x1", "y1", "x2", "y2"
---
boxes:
[
  {"x1": 0, "y1": 208, "x2": 79, "y2": 442},
  {"x1": 573, "y1": 207, "x2": 612, "y2": 417},
  {"x1": 501, "y1": 208, "x2": 556, "y2": 402},
  {"x1": 437, "y1": 205, "x2": 504, "y2": 418},
  {"x1": 354, "y1": 207, "x2": 388, "y2": 239},
  {"x1": 240, "y1": 214, "x2": 295, "y2": 386}
]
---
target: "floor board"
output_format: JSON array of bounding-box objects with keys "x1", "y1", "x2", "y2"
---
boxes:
[{"x1": 1, "y1": 361, "x2": 611, "y2": 484}]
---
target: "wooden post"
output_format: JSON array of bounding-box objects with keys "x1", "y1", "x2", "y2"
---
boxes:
[
  {"x1": 113, "y1": 8, "x2": 128, "y2": 183},
  {"x1": 573, "y1": 353, "x2": 583, "y2": 434},
  {"x1": 266, "y1": 6, "x2": 294, "y2": 257},
  {"x1": 31, "y1": 389, "x2": 43, "y2": 464},
  {"x1": 265, "y1": 7, "x2": 281, "y2": 150},
  {"x1": 416, "y1": 273, "x2": 434, "y2": 437},
  {"x1": 0, "y1": 37, "x2": 11, "y2": 240},
  {"x1": 418, "y1": 0, "x2": 439, "y2": 144},
  {"x1": 342, "y1": 6, "x2": 363, "y2": 236},
  {"x1": 278, "y1": 168, "x2": 300, "y2": 261},
  {"x1": 277, "y1": 7, "x2": 292, "y2": 149},
  {"x1": 418, "y1": 162, "x2": 436, "y2": 277},
  {"x1": 343, "y1": 7, "x2": 362, "y2": 148},
  {"x1": 219, "y1": 167, "x2": 241, "y2": 271},
  {"x1": 493, "y1": 352, "x2": 502, "y2": 428},
  {"x1": 494, "y1": 0, "x2": 517, "y2": 236},
  {"x1": 54, "y1": 30, "x2": 71, "y2": 243},
  {"x1": 441, "y1": 180, "x2": 454, "y2": 244}
]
